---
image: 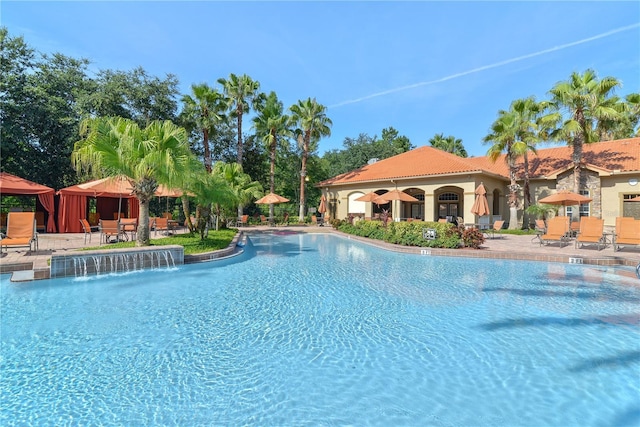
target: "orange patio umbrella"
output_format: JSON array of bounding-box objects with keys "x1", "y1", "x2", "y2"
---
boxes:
[
  {"x1": 255, "y1": 192, "x2": 290, "y2": 204},
  {"x1": 355, "y1": 192, "x2": 382, "y2": 202},
  {"x1": 318, "y1": 195, "x2": 327, "y2": 214},
  {"x1": 470, "y1": 183, "x2": 490, "y2": 217},
  {"x1": 373, "y1": 189, "x2": 419, "y2": 203},
  {"x1": 629, "y1": 196, "x2": 640, "y2": 202},
  {"x1": 538, "y1": 190, "x2": 592, "y2": 206}
]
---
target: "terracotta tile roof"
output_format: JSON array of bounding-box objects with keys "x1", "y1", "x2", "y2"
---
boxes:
[{"x1": 320, "y1": 137, "x2": 640, "y2": 186}]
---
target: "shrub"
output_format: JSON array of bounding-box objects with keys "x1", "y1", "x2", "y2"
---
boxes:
[
  {"x1": 458, "y1": 226, "x2": 485, "y2": 249},
  {"x1": 337, "y1": 220, "x2": 464, "y2": 249}
]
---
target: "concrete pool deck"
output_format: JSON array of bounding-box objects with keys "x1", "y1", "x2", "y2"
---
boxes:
[{"x1": 1, "y1": 225, "x2": 639, "y2": 281}]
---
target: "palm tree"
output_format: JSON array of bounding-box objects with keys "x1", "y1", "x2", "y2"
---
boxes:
[
  {"x1": 253, "y1": 91, "x2": 291, "y2": 220},
  {"x1": 483, "y1": 110, "x2": 521, "y2": 229},
  {"x1": 185, "y1": 168, "x2": 236, "y2": 238},
  {"x1": 428, "y1": 133, "x2": 468, "y2": 157},
  {"x1": 212, "y1": 162, "x2": 262, "y2": 226},
  {"x1": 289, "y1": 98, "x2": 332, "y2": 222},
  {"x1": 217, "y1": 73, "x2": 262, "y2": 166},
  {"x1": 180, "y1": 83, "x2": 226, "y2": 173},
  {"x1": 73, "y1": 117, "x2": 194, "y2": 246},
  {"x1": 509, "y1": 98, "x2": 558, "y2": 210},
  {"x1": 549, "y1": 69, "x2": 623, "y2": 192}
]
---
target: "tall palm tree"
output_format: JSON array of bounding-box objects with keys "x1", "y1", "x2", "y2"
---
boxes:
[
  {"x1": 180, "y1": 83, "x2": 226, "y2": 173},
  {"x1": 428, "y1": 133, "x2": 468, "y2": 157},
  {"x1": 217, "y1": 73, "x2": 262, "y2": 166},
  {"x1": 509, "y1": 98, "x2": 558, "y2": 210},
  {"x1": 549, "y1": 69, "x2": 623, "y2": 193},
  {"x1": 289, "y1": 98, "x2": 332, "y2": 222},
  {"x1": 483, "y1": 110, "x2": 521, "y2": 229},
  {"x1": 253, "y1": 91, "x2": 291, "y2": 220},
  {"x1": 73, "y1": 117, "x2": 194, "y2": 246}
]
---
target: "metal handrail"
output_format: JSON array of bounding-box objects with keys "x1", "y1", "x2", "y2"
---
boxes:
[{"x1": 636, "y1": 263, "x2": 640, "y2": 279}]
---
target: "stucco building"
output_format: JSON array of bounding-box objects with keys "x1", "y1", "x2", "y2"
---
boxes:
[{"x1": 319, "y1": 137, "x2": 640, "y2": 228}]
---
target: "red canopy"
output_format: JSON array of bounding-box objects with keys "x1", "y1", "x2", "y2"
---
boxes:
[
  {"x1": 57, "y1": 177, "x2": 139, "y2": 233},
  {"x1": 0, "y1": 172, "x2": 57, "y2": 232}
]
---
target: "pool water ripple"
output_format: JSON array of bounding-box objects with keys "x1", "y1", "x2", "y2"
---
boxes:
[{"x1": 1, "y1": 233, "x2": 639, "y2": 426}]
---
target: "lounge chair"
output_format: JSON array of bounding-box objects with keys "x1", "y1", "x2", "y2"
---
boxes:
[
  {"x1": 575, "y1": 217, "x2": 606, "y2": 250},
  {"x1": 120, "y1": 218, "x2": 138, "y2": 240},
  {"x1": 540, "y1": 216, "x2": 570, "y2": 247},
  {"x1": 236, "y1": 214, "x2": 249, "y2": 227},
  {"x1": 260, "y1": 215, "x2": 269, "y2": 226},
  {"x1": 483, "y1": 220, "x2": 505, "y2": 239},
  {"x1": 79, "y1": 218, "x2": 99, "y2": 244},
  {"x1": 614, "y1": 217, "x2": 640, "y2": 252},
  {"x1": 570, "y1": 221, "x2": 580, "y2": 238},
  {"x1": 35, "y1": 211, "x2": 46, "y2": 233},
  {"x1": 282, "y1": 212, "x2": 289, "y2": 226},
  {"x1": 154, "y1": 217, "x2": 170, "y2": 236},
  {"x1": 99, "y1": 219, "x2": 122, "y2": 244},
  {"x1": 0, "y1": 212, "x2": 38, "y2": 252},
  {"x1": 317, "y1": 214, "x2": 325, "y2": 227}
]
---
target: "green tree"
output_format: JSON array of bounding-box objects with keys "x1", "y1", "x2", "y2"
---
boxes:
[
  {"x1": 483, "y1": 110, "x2": 522, "y2": 229},
  {"x1": 179, "y1": 83, "x2": 226, "y2": 172},
  {"x1": 509, "y1": 98, "x2": 558, "y2": 211},
  {"x1": 185, "y1": 168, "x2": 236, "y2": 237},
  {"x1": 212, "y1": 162, "x2": 262, "y2": 224},
  {"x1": 72, "y1": 117, "x2": 194, "y2": 246},
  {"x1": 217, "y1": 73, "x2": 262, "y2": 166},
  {"x1": 549, "y1": 69, "x2": 624, "y2": 192},
  {"x1": 428, "y1": 133, "x2": 468, "y2": 157},
  {"x1": 290, "y1": 98, "x2": 332, "y2": 222},
  {"x1": 253, "y1": 91, "x2": 292, "y2": 220},
  {"x1": 81, "y1": 67, "x2": 179, "y2": 127},
  {"x1": 0, "y1": 28, "x2": 37, "y2": 179},
  {"x1": 320, "y1": 128, "x2": 413, "y2": 179}
]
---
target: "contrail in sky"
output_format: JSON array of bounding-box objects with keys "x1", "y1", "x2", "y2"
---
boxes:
[{"x1": 329, "y1": 23, "x2": 640, "y2": 109}]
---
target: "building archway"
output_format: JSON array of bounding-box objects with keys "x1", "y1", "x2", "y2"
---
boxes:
[
  {"x1": 434, "y1": 186, "x2": 463, "y2": 221},
  {"x1": 492, "y1": 188, "x2": 501, "y2": 217}
]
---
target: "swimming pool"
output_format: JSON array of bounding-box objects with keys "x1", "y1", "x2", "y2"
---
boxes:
[{"x1": 1, "y1": 232, "x2": 639, "y2": 426}]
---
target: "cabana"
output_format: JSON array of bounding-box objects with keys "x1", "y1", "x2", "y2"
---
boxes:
[
  {"x1": 57, "y1": 177, "x2": 140, "y2": 233},
  {"x1": 0, "y1": 172, "x2": 57, "y2": 232}
]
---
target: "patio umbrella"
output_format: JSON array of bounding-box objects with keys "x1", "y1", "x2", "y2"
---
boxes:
[
  {"x1": 538, "y1": 190, "x2": 592, "y2": 206},
  {"x1": 318, "y1": 195, "x2": 327, "y2": 214},
  {"x1": 355, "y1": 191, "x2": 382, "y2": 202},
  {"x1": 255, "y1": 192, "x2": 290, "y2": 204},
  {"x1": 470, "y1": 182, "x2": 490, "y2": 217},
  {"x1": 629, "y1": 196, "x2": 640, "y2": 202},
  {"x1": 373, "y1": 189, "x2": 419, "y2": 203},
  {"x1": 76, "y1": 176, "x2": 133, "y2": 220}
]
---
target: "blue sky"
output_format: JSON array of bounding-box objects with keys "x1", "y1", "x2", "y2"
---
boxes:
[{"x1": 3, "y1": 1, "x2": 639, "y2": 157}]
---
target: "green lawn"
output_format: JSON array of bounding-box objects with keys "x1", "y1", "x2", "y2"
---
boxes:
[{"x1": 82, "y1": 229, "x2": 237, "y2": 255}]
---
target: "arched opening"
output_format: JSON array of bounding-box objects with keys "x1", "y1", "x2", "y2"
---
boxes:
[
  {"x1": 435, "y1": 186, "x2": 463, "y2": 222},
  {"x1": 492, "y1": 189, "x2": 500, "y2": 216}
]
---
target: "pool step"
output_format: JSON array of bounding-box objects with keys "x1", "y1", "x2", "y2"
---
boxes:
[{"x1": 11, "y1": 270, "x2": 34, "y2": 282}]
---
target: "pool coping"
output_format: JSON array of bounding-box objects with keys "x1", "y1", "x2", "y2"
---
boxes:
[{"x1": 2, "y1": 228, "x2": 638, "y2": 282}]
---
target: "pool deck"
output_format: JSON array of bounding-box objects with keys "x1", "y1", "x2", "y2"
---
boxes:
[{"x1": 1, "y1": 225, "x2": 639, "y2": 281}]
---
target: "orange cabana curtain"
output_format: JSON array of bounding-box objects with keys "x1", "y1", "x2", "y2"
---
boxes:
[
  {"x1": 37, "y1": 192, "x2": 57, "y2": 233},
  {"x1": 58, "y1": 194, "x2": 87, "y2": 233},
  {"x1": 128, "y1": 197, "x2": 140, "y2": 219}
]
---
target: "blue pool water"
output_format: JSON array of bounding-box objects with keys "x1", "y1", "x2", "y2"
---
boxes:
[{"x1": 1, "y1": 232, "x2": 639, "y2": 426}]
